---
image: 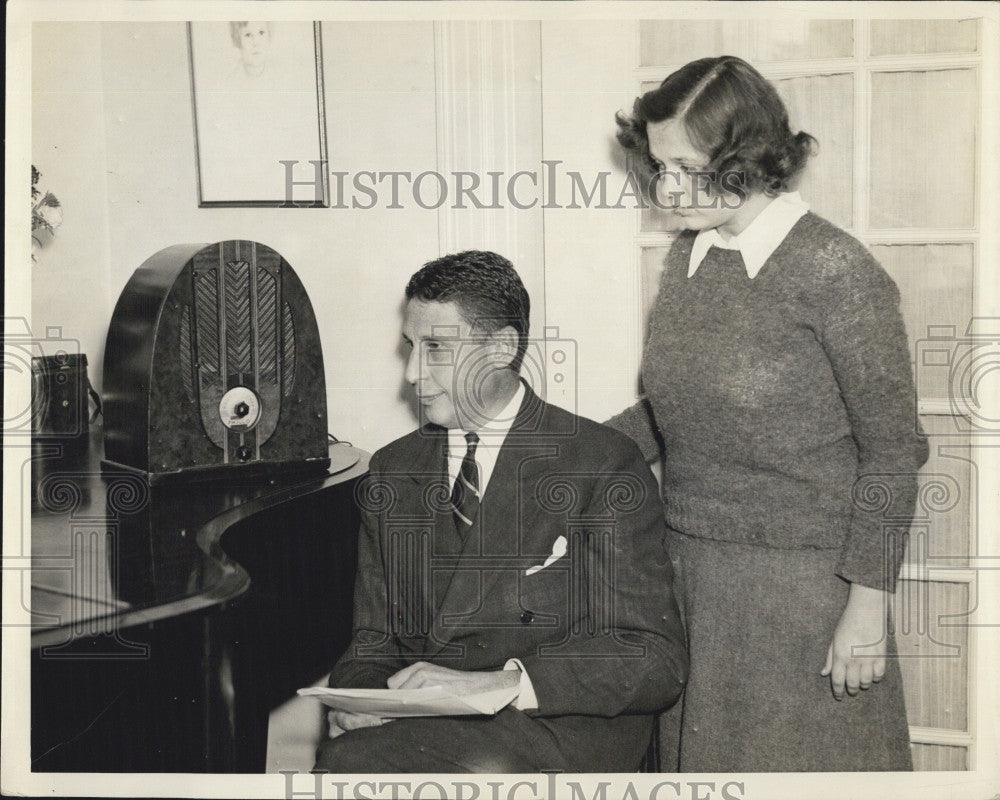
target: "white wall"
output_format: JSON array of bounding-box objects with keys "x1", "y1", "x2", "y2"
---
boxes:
[
  {"x1": 33, "y1": 22, "x2": 454, "y2": 453},
  {"x1": 30, "y1": 19, "x2": 627, "y2": 452},
  {"x1": 540, "y1": 20, "x2": 643, "y2": 422},
  {"x1": 31, "y1": 23, "x2": 114, "y2": 381}
]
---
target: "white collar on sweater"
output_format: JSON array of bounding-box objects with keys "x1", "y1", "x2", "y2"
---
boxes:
[
  {"x1": 688, "y1": 191, "x2": 809, "y2": 279},
  {"x1": 446, "y1": 382, "x2": 525, "y2": 492}
]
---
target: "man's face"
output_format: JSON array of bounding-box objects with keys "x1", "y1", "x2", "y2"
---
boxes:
[{"x1": 402, "y1": 298, "x2": 505, "y2": 430}]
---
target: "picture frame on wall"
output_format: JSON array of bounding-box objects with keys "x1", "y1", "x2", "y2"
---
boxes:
[{"x1": 187, "y1": 21, "x2": 329, "y2": 207}]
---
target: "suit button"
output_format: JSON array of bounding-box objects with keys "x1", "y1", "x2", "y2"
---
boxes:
[{"x1": 520, "y1": 611, "x2": 534, "y2": 625}]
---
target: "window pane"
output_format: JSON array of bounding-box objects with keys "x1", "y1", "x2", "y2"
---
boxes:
[
  {"x1": 896, "y1": 581, "x2": 969, "y2": 731},
  {"x1": 754, "y1": 19, "x2": 853, "y2": 61},
  {"x1": 909, "y1": 416, "x2": 971, "y2": 568},
  {"x1": 870, "y1": 69, "x2": 977, "y2": 229},
  {"x1": 911, "y1": 743, "x2": 968, "y2": 771},
  {"x1": 774, "y1": 73, "x2": 853, "y2": 229},
  {"x1": 872, "y1": 243, "x2": 974, "y2": 353},
  {"x1": 873, "y1": 243, "x2": 974, "y2": 405},
  {"x1": 639, "y1": 20, "x2": 745, "y2": 67},
  {"x1": 871, "y1": 19, "x2": 979, "y2": 56}
]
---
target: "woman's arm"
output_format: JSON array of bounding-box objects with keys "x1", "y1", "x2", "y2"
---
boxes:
[
  {"x1": 817, "y1": 241, "x2": 929, "y2": 591},
  {"x1": 605, "y1": 397, "x2": 664, "y2": 463},
  {"x1": 816, "y1": 238, "x2": 929, "y2": 698}
]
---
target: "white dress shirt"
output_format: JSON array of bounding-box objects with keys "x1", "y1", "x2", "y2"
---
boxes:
[
  {"x1": 688, "y1": 191, "x2": 810, "y2": 279},
  {"x1": 446, "y1": 382, "x2": 525, "y2": 493}
]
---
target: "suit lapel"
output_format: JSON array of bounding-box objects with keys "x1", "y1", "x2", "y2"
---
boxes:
[
  {"x1": 427, "y1": 386, "x2": 560, "y2": 653},
  {"x1": 401, "y1": 424, "x2": 460, "y2": 552},
  {"x1": 388, "y1": 427, "x2": 457, "y2": 648}
]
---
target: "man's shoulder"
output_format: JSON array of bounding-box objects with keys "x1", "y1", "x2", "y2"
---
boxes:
[
  {"x1": 368, "y1": 402, "x2": 642, "y2": 467},
  {"x1": 368, "y1": 426, "x2": 440, "y2": 472},
  {"x1": 532, "y1": 398, "x2": 647, "y2": 468}
]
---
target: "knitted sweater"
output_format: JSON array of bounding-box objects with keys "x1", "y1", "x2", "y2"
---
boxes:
[{"x1": 608, "y1": 213, "x2": 928, "y2": 591}]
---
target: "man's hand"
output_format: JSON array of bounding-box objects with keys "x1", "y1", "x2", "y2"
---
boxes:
[
  {"x1": 821, "y1": 583, "x2": 888, "y2": 700},
  {"x1": 326, "y1": 663, "x2": 519, "y2": 737},
  {"x1": 327, "y1": 710, "x2": 387, "y2": 737},
  {"x1": 387, "y1": 661, "x2": 520, "y2": 695}
]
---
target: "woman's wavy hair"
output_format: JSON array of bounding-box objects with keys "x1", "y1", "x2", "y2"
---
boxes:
[{"x1": 616, "y1": 56, "x2": 816, "y2": 197}]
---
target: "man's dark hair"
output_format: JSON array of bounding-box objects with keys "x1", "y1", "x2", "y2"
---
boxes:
[{"x1": 405, "y1": 250, "x2": 530, "y2": 372}]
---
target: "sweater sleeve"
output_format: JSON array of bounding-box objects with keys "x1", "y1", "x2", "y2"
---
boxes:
[
  {"x1": 605, "y1": 397, "x2": 664, "y2": 463},
  {"x1": 817, "y1": 242, "x2": 929, "y2": 591}
]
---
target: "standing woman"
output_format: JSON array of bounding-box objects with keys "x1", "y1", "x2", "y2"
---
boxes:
[{"x1": 608, "y1": 56, "x2": 928, "y2": 772}]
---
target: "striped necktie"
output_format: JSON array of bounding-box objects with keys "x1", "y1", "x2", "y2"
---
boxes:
[{"x1": 451, "y1": 432, "x2": 480, "y2": 536}]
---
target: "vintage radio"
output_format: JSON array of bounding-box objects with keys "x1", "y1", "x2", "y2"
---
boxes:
[{"x1": 102, "y1": 240, "x2": 329, "y2": 483}]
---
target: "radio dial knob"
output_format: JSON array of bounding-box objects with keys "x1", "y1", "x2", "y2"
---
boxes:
[{"x1": 218, "y1": 387, "x2": 262, "y2": 432}]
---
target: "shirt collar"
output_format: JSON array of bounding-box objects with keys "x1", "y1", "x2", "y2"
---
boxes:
[
  {"x1": 448, "y1": 381, "x2": 525, "y2": 450},
  {"x1": 688, "y1": 191, "x2": 809, "y2": 279}
]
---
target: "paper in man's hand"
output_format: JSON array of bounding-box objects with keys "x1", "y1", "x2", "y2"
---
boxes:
[{"x1": 297, "y1": 684, "x2": 518, "y2": 717}]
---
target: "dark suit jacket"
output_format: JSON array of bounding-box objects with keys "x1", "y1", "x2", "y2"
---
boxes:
[{"x1": 330, "y1": 385, "x2": 688, "y2": 771}]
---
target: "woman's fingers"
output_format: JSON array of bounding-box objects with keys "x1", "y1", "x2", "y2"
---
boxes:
[
  {"x1": 858, "y1": 659, "x2": 875, "y2": 691},
  {"x1": 845, "y1": 659, "x2": 863, "y2": 696},
  {"x1": 830, "y1": 654, "x2": 847, "y2": 700},
  {"x1": 826, "y1": 650, "x2": 886, "y2": 699}
]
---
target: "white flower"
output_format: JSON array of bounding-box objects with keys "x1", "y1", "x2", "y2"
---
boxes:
[{"x1": 32, "y1": 165, "x2": 62, "y2": 260}]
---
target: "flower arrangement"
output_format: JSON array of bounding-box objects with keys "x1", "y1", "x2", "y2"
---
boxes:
[{"x1": 32, "y1": 165, "x2": 62, "y2": 260}]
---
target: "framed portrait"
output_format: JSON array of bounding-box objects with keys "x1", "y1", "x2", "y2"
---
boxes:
[{"x1": 187, "y1": 21, "x2": 329, "y2": 207}]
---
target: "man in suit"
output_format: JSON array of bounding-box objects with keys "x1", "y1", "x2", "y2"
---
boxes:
[{"x1": 314, "y1": 251, "x2": 687, "y2": 773}]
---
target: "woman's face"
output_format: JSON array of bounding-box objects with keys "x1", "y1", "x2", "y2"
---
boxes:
[{"x1": 646, "y1": 117, "x2": 760, "y2": 238}]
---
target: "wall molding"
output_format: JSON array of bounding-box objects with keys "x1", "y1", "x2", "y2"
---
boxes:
[{"x1": 433, "y1": 20, "x2": 541, "y2": 260}]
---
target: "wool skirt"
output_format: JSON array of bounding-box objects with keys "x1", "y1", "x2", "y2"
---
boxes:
[{"x1": 658, "y1": 530, "x2": 913, "y2": 772}]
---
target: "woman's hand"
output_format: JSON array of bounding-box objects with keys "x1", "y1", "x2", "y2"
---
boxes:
[{"x1": 821, "y1": 583, "x2": 889, "y2": 700}]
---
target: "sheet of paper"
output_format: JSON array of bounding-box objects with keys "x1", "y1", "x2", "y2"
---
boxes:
[{"x1": 296, "y1": 684, "x2": 518, "y2": 718}]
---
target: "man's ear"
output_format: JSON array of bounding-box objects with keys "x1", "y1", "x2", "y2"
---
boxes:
[{"x1": 488, "y1": 326, "x2": 520, "y2": 369}]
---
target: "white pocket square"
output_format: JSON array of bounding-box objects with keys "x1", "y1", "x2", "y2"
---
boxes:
[{"x1": 525, "y1": 535, "x2": 568, "y2": 576}]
